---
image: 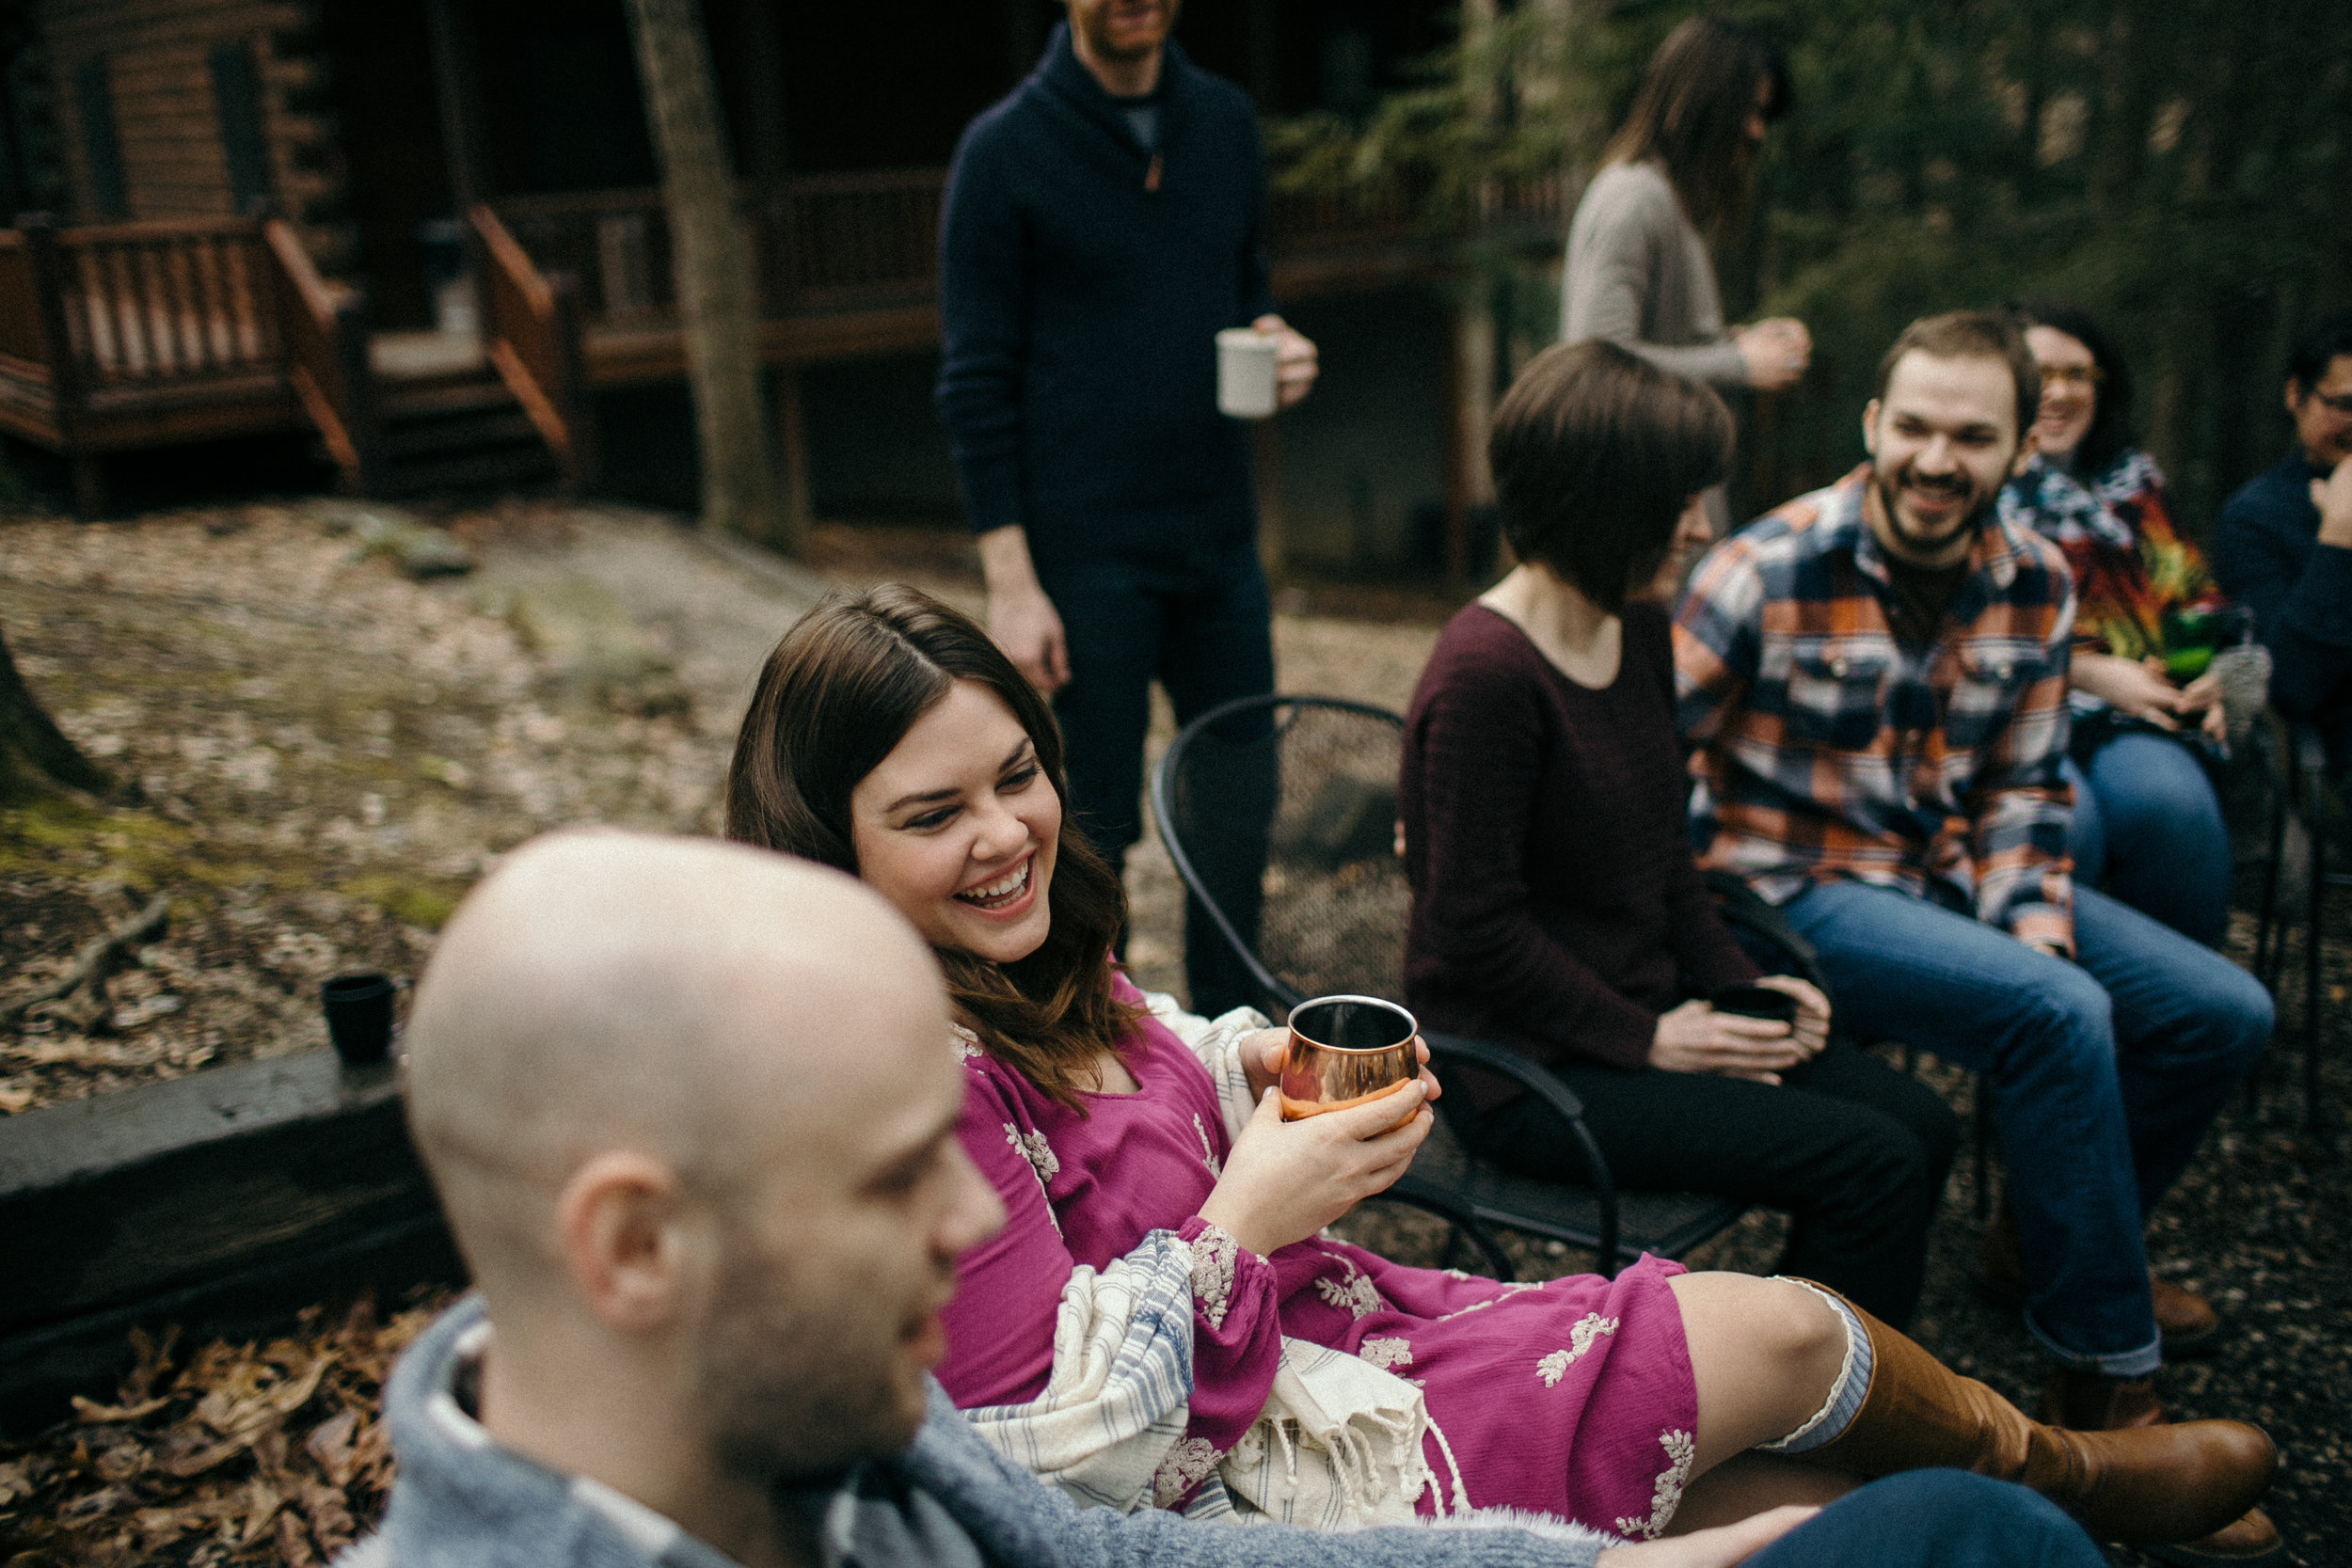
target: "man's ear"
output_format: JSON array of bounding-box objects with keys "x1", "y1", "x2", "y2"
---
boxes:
[
  {"x1": 2286, "y1": 379, "x2": 2305, "y2": 419},
  {"x1": 1860, "y1": 398, "x2": 1882, "y2": 457},
  {"x1": 555, "y1": 1150, "x2": 697, "y2": 1334}
]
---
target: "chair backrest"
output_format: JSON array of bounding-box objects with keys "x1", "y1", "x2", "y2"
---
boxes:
[{"x1": 1153, "y1": 695, "x2": 1411, "y2": 1019}]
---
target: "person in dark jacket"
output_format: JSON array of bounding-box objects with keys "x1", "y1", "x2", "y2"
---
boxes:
[
  {"x1": 936, "y1": 0, "x2": 1315, "y2": 1014},
  {"x1": 2213, "y1": 310, "x2": 2352, "y2": 783},
  {"x1": 1400, "y1": 341, "x2": 1957, "y2": 1326}
]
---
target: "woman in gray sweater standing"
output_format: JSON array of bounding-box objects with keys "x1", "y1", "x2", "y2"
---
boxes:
[{"x1": 1562, "y1": 17, "x2": 1810, "y2": 460}]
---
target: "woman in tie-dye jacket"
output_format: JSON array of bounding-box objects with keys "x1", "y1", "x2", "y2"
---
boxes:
[{"x1": 1997, "y1": 301, "x2": 2252, "y2": 947}]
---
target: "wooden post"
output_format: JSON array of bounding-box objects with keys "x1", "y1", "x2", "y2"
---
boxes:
[
  {"x1": 328, "y1": 290, "x2": 385, "y2": 496},
  {"x1": 775, "y1": 363, "x2": 813, "y2": 543},
  {"x1": 727, "y1": 0, "x2": 793, "y2": 312},
  {"x1": 623, "y1": 0, "x2": 791, "y2": 550},
  {"x1": 1444, "y1": 288, "x2": 1497, "y2": 585},
  {"x1": 422, "y1": 0, "x2": 494, "y2": 334},
  {"x1": 1254, "y1": 418, "x2": 1284, "y2": 580},
  {"x1": 19, "y1": 215, "x2": 100, "y2": 516},
  {"x1": 547, "y1": 270, "x2": 599, "y2": 493},
  {"x1": 1443, "y1": 0, "x2": 1502, "y2": 586}
]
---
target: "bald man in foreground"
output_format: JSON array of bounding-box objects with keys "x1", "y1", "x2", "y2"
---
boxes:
[{"x1": 349, "y1": 830, "x2": 2107, "y2": 1568}]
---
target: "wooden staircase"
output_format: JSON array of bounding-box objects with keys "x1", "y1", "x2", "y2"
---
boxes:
[
  {"x1": 0, "y1": 208, "x2": 595, "y2": 514},
  {"x1": 375, "y1": 366, "x2": 562, "y2": 497}
]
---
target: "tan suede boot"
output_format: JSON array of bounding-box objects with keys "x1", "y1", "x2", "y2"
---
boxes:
[{"x1": 1793, "y1": 1283, "x2": 2276, "y2": 1545}]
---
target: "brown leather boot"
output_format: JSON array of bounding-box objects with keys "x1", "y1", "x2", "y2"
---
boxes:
[
  {"x1": 1978, "y1": 1204, "x2": 2221, "y2": 1356},
  {"x1": 1794, "y1": 1284, "x2": 2276, "y2": 1545},
  {"x1": 2042, "y1": 1369, "x2": 2285, "y2": 1564}
]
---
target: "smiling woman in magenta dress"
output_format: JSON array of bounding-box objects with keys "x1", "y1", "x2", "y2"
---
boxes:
[{"x1": 937, "y1": 978, "x2": 1696, "y2": 1532}]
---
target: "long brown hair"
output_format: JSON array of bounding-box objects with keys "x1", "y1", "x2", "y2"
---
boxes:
[
  {"x1": 725, "y1": 584, "x2": 1138, "y2": 1109},
  {"x1": 1600, "y1": 16, "x2": 1789, "y2": 238}
]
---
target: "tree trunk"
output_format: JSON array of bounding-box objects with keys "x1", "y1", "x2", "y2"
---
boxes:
[
  {"x1": 621, "y1": 0, "x2": 794, "y2": 551},
  {"x1": 0, "y1": 625, "x2": 109, "y2": 804}
]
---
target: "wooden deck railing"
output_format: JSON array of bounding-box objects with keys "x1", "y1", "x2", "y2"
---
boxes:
[
  {"x1": 492, "y1": 168, "x2": 946, "y2": 328},
  {"x1": 777, "y1": 166, "x2": 943, "y2": 309},
  {"x1": 261, "y1": 217, "x2": 380, "y2": 494},
  {"x1": 0, "y1": 214, "x2": 318, "y2": 512},
  {"x1": 494, "y1": 166, "x2": 1565, "y2": 334},
  {"x1": 56, "y1": 217, "x2": 278, "y2": 386},
  {"x1": 470, "y1": 203, "x2": 596, "y2": 491}
]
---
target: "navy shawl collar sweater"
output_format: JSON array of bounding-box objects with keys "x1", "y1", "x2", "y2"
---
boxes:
[{"x1": 934, "y1": 24, "x2": 1277, "y2": 570}]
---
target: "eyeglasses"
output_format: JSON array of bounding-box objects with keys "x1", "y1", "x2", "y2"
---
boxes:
[{"x1": 2037, "y1": 364, "x2": 2106, "y2": 388}]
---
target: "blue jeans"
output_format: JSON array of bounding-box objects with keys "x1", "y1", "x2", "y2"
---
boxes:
[
  {"x1": 2064, "y1": 733, "x2": 2232, "y2": 945},
  {"x1": 1040, "y1": 542, "x2": 1276, "y2": 1015},
  {"x1": 1783, "y1": 879, "x2": 2271, "y2": 1374},
  {"x1": 1743, "y1": 1471, "x2": 2103, "y2": 1568}
]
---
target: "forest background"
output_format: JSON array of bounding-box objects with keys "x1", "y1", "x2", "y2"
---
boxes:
[{"x1": 1271, "y1": 0, "x2": 2352, "y2": 534}]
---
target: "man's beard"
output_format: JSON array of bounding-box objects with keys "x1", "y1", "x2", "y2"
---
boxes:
[
  {"x1": 696, "y1": 1250, "x2": 932, "y2": 1488},
  {"x1": 1869, "y1": 463, "x2": 1994, "y2": 562},
  {"x1": 1076, "y1": 1, "x2": 1176, "y2": 63}
]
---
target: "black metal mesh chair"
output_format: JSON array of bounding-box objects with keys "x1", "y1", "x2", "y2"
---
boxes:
[
  {"x1": 1151, "y1": 693, "x2": 1747, "y2": 1277},
  {"x1": 2250, "y1": 714, "x2": 2349, "y2": 1129}
]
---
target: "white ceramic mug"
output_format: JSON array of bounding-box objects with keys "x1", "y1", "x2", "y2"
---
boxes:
[{"x1": 1216, "y1": 327, "x2": 1279, "y2": 420}]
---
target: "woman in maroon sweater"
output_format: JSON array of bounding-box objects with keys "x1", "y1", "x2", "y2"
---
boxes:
[{"x1": 1401, "y1": 341, "x2": 1956, "y2": 1325}]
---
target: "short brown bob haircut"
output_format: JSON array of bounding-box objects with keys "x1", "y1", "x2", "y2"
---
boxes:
[
  {"x1": 724, "y1": 584, "x2": 1137, "y2": 1110},
  {"x1": 1873, "y1": 310, "x2": 2041, "y2": 439},
  {"x1": 1489, "y1": 340, "x2": 1734, "y2": 612}
]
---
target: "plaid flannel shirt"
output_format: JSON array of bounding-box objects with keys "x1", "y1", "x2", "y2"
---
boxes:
[{"x1": 1673, "y1": 467, "x2": 2079, "y2": 952}]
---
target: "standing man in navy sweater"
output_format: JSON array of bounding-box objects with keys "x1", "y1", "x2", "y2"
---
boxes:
[
  {"x1": 937, "y1": 0, "x2": 1315, "y2": 1013},
  {"x1": 2214, "y1": 310, "x2": 2352, "y2": 784}
]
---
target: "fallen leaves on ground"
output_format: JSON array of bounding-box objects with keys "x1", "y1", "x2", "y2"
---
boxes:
[
  {"x1": 0, "y1": 1291, "x2": 451, "y2": 1566},
  {"x1": 0, "y1": 503, "x2": 728, "y2": 1116}
]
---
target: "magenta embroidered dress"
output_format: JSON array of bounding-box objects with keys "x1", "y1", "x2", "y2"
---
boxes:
[{"x1": 935, "y1": 973, "x2": 1700, "y2": 1536}]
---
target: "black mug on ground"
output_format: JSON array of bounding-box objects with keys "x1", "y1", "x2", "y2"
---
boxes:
[
  {"x1": 1711, "y1": 984, "x2": 1798, "y2": 1028},
  {"x1": 323, "y1": 970, "x2": 396, "y2": 1068}
]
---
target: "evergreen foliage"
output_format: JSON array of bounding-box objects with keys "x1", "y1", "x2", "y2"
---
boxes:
[{"x1": 1270, "y1": 0, "x2": 2352, "y2": 527}]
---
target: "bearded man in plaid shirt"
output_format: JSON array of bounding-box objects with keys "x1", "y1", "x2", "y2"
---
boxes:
[{"x1": 1674, "y1": 313, "x2": 2274, "y2": 1508}]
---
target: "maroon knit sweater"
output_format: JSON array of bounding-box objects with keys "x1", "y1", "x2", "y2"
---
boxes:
[{"x1": 1400, "y1": 602, "x2": 1756, "y2": 1102}]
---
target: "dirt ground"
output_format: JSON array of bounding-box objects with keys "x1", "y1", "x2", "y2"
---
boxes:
[{"x1": 3, "y1": 506, "x2": 2347, "y2": 1564}]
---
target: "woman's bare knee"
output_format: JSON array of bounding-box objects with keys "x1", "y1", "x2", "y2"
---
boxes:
[{"x1": 1669, "y1": 1273, "x2": 1850, "y2": 1472}]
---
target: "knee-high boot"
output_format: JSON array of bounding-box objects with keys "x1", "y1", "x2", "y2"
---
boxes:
[{"x1": 1795, "y1": 1283, "x2": 2275, "y2": 1546}]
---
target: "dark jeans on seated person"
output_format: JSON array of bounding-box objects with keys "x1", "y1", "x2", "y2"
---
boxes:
[
  {"x1": 1468, "y1": 1037, "x2": 1959, "y2": 1327},
  {"x1": 2065, "y1": 734, "x2": 2233, "y2": 946},
  {"x1": 1782, "y1": 879, "x2": 2271, "y2": 1376},
  {"x1": 1042, "y1": 541, "x2": 1276, "y2": 1017},
  {"x1": 1746, "y1": 1470, "x2": 2103, "y2": 1568}
]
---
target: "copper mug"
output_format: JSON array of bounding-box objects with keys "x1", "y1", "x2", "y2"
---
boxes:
[{"x1": 1279, "y1": 994, "x2": 1420, "y2": 1124}]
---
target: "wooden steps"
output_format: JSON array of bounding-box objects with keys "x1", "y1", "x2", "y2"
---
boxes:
[{"x1": 367, "y1": 367, "x2": 561, "y2": 498}]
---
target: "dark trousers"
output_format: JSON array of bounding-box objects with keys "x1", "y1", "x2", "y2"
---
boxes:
[
  {"x1": 1469, "y1": 1038, "x2": 1960, "y2": 1327},
  {"x1": 1041, "y1": 542, "x2": 1275, "y2": 1017}
]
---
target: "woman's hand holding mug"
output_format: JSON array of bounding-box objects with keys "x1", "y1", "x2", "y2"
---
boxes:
[
  {"x1": 1197, "y1": 1082, "x2": 1432, "y2": 1259},
  {"x1": 1751, "y1": 973, "x2": 1832, "y2": 1054},
  {"x1": 1650, "y1": 998, "x2": 1809, "y2": 1085}
]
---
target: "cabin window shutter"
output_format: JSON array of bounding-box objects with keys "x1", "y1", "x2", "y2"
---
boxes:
[
  {"x1": 210, "y1": 41, "x2": 270, "y2": 215},
  {"x1": 71, "y1": 56, "x2": 125, "y2": 219}
]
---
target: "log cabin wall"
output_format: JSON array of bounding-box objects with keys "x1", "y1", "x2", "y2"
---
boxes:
[{"x1": 36, "y1": 0, "x2": 350, "y2": 270}]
